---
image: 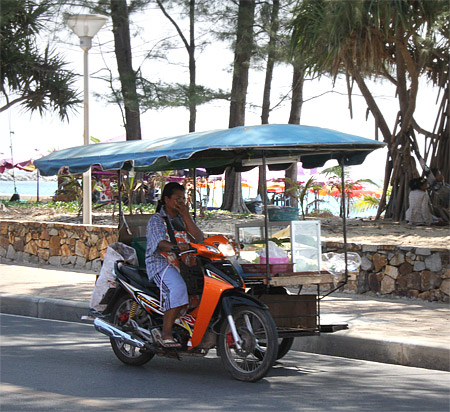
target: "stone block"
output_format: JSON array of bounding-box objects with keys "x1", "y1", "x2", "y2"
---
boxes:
[
  {"x1": 29, "y1": 255, "x2": 39, "y2": 264},
  {"x1": 384, "y1": 265, "x2": 399, "y2": 279},
  {"x1": 441, "y1": 267, "x2": 450, "y2": 279},
  {"x1": 368, "y1": 273, "x2": 382, "y2": 293},
  {"x1": 381, "y1": 275, "x2": 396, "y2": 294},
  {"x1": 389, "y1": 253, "x2": 405, "y2": 266},
  {"x1": 407, "y1": 290, "x2": 420, "y2": 299},
  {"x1": 397, "y1": 272, "x2": 421, "y2": 291},
  {"x1": 424, "y1": 254, "x2": 442, "y2": 272},
  {"x1": 24, "y1": 240, "x2": 38, "y2": 255},
  {"x1": 6, "y1": 245, "x2": 16, "y2": 260},
  {"x1": 49, "y1": 236, "x2": 61, "y2": 256},
  {"x1": 373, "y1": 253, "x2": 387, "y2": 272},
  {"x1": 356, "y1": 271, "x2": 369, "y2": 294},
  {"x1": 97, "y1": 237, "x2": 109, "y2": 251},
  {"x1": 415, "y1": 248, "x2": 431, "y2": 256},
  {"x1": 413, "y1": 261, "x2": 426, "y2": 271},
  {"x1": 75, "y1": 256, "x2": 87, "y2": 268},
  {"x1": 75, "y1": 240, "x2": 87, "y2": 258},
  {"x1": 61, "y1": 256, "x2": 72, "y2": 265},
  {"x1": 421, "y1": 271, "x2": 442, "y2": 290},
  {"x1": 40, "y1": 230, "x2": 50, "y2": 240},
  {"x1": 60, "y1": 244, "x2": 72, "y2": 257},
  {"x1": 440, "y1": 279, "x2": 450, "y2": 296},
  {"x1": 0, "y1": 223, "x2": 8, "y2": 235},
  {"x1": 37, "y1": 248, "x2": 50, "y2": 261},
  {"x1": 0, "y1": 237, "x2": 9, "y2": 250},
  {"x1": 362, "y1": 245, "x2": 378, "y2": 253},
  {"x1": 380, "y1": 245, "x2": 396, "y2": 251},
  {"x1": 405, "y1": 256, "x2": 415, "y2": 265},
  {"x1": 418, "y1": 291, "x2": 432, "y2": 301},
  {"x1": 14, "y1": 238, "x2": 24, "y2": 252},
  {"x1": 38, "y1": 239, "x2": 49, "y2": 249},
  {"x1": 88, "y1": 247, "x2": 99, "y2": 261},
  {"x1": 49, "y1": 256, "x2": 61, "y2": 266},
  {"x1": 360, "y1": 257, "x2": 373, "y2": 271}
]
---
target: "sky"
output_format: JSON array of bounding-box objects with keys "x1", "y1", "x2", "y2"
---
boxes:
[{"x1": 0, "y1": 6, "x2": 442, "y2": 185}]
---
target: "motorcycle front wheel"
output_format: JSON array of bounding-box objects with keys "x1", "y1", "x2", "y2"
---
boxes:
[
  {"x1": 109, "y1": 294, "x2": 155, "y2": 366},
  {"x1": 217, "y1": 306, "x2": 278, "y2": 382}
]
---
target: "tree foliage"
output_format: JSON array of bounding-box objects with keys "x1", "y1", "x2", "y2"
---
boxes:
[
  {"x1": 291, "y1": 0, "x2": 449, "y2": 222},
  {"x1": 0, "y1": 0, "x2": 80, "y2": 119}
]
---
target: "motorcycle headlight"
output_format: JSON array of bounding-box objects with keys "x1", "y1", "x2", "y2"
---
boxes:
[
  {"x1": 205, "y1": 244, "x2": 220, "y2": 254},
  {"x1": 217, "y1": 243, "x2": 236, "y2": 257}
]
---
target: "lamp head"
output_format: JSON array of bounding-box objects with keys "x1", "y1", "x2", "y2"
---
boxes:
[{"x1": 66, "y1": 14, "x2": 107, "y2": 51}]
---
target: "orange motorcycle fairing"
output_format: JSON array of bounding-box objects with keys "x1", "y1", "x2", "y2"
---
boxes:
[{"x1": 188, "y1": 269, "x2": 235, "y2": 349}]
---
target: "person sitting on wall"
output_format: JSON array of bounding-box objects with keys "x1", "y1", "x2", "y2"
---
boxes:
[{"x1": 405, "y1": 177, "x2": 441, "y2": 226}]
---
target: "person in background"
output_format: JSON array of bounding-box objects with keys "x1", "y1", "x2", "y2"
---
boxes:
[
  {"x1": 405, "y1": 177, "x2": 440, "y2": 226},
  {"x1": 430, "y1": 168, "x2": 450, "y2": 209},
  {"x1": 145, "y1": 182, "x2": 203, "y2": 348}
]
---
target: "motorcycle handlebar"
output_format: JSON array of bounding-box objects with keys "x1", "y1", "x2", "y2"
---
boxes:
[{"x1": 171, "y1": 245, "x2": 197, "y2": 255}]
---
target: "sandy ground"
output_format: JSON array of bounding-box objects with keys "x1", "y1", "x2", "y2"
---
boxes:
[{"x1": 1, "y1": 204, "x2": 448, "y2": 248}]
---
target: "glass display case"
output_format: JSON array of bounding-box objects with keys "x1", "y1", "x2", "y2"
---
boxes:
[
  {"x1": 290, "y1": 220, "x2": 321, "y2": 272},
  {"x1": 235, "y1": 220, "x2": 321, "y2": 272}
]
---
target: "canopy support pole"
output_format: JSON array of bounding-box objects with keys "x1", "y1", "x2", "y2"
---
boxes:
[
  {"x1": 262, "y1": 153, "x2": 271, "y2": 285},
  {"x1": 192, "y1": 168, "x2": 197, "y2": 221},
  {"x1": 321, "y1": 156, "x2": 349, "y2": 299},
  {"x1": 340, "y1": 156, "x2": 348, "y2": 282},
  {"x1": 118, "y1": 170, "x2": 122, "y2": 218}
]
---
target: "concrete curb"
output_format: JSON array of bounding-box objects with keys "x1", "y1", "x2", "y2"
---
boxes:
[
  {"x1": 293, "y1": 333, "x2": 450, "y2": 372},
  {"x1": 0, "y1": 293, "x2": 89, "y2": 323},
  {"x1": 2, "y1": 293, "x2": 449, "y2": 372}
]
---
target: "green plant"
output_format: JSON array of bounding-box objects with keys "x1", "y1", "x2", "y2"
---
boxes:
[
  {"x1": 354, "y1": 187, "x2": 391, "y2": 214},
  {"x1": 285, "y1": 176, "x2": 322, "y2": 219}
]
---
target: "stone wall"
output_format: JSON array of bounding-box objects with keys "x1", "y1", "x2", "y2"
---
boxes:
[
  {"x1": 323, "y1": 242, "x2": 449, "y2": 302},
  {"x1": 1, "y1": 219, "x2": 448, "y2": 302},
  {"x1": 0, "y1": 220, "x2": 118, "y2": 272}
]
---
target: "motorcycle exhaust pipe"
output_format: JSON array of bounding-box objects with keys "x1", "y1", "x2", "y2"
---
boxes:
[{"x1": 94, "y1": 318, "x2": 145, "y2": 348}]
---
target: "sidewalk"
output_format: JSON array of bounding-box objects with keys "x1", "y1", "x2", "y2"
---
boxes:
[{"x1": 1, "y1": 262, "x2": 449, "y2": 372}]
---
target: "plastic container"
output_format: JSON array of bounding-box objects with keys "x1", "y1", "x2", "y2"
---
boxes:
[
  {"x1": 260, "y1": 256, "x2": 289, "y2": 264},
  {"x1": 268, "y1": 207, "x2": 299, "y2": 221}
]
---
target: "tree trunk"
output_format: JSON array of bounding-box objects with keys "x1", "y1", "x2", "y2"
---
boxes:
[
  {"x1": 222, "y1": 0, "x2": 255, "y2": 213},
  {"x1": 284, "y1": 57, "x2": 305, "y2": 209},
  {"x1": 258, "y1": 0, "x2": 280, "y2": 199},
  {"x1": 188, "y1": 0, "x2": 196, "y2": 133},
  {"x1": 260, "y1": 0, "x2": 279, "y2": 125},
  {"x1": 110, "y1": 0, "x2": 141, "y2": 141}
]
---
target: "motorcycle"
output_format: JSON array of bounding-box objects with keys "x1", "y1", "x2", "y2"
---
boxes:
[{"x1": 92, "y1": 235, "x2": 279, "y2": 382}]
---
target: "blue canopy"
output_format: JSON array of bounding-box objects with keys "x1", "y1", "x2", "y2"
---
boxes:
[{"x1": 34, "y1": 124, "x2": 385, "y2": 176}]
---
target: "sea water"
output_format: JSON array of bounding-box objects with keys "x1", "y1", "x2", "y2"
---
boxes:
[
  {"x1": 0, "y1": 180, "x2": 375, "y2": 218},
  {"x1": 0, "y1": 181, "x2": 57, "y2": 197}
]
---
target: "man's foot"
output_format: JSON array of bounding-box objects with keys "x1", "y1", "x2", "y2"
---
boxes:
[{"x1": 161, "y1": 338, "x2": 181, "y2": 348}]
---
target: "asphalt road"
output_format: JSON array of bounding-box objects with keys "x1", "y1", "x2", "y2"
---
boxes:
[{"x1": 1, "y1": 314, "x2": 449, "y2": 412}]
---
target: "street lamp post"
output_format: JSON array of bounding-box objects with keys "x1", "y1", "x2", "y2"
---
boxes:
[{"x1": 66, "y1": 14, "x2": 107, "y2": 225}]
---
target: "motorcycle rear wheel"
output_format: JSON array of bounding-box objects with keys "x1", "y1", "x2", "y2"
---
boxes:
[
  {"x1": 109, "y1": 295, "x2": 155, "y2": 366},
  {"x1": 217, "y1": 306, "x2": 278, "y2": 382}
]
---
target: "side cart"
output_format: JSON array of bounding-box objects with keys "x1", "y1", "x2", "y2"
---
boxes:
[{"x1": 234, "y1": 219, "x2": 351, "y2": 358}]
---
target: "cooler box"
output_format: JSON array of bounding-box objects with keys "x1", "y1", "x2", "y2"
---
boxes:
[{"x1": 131, "y1": 237, "x2": 147, "y2": 268}]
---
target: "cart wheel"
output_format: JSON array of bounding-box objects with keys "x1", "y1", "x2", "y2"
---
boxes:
[
  {"x1": 255, "y1": 337, "x2": 294, "y2": 360},
  {"x1": 276, "y1": 338, "x2": 294, "y2": 360}
]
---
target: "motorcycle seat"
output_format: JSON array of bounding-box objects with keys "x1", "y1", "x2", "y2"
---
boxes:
[{"x1": 119, "y1": 264, "x2": 157, "y2": 289}]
